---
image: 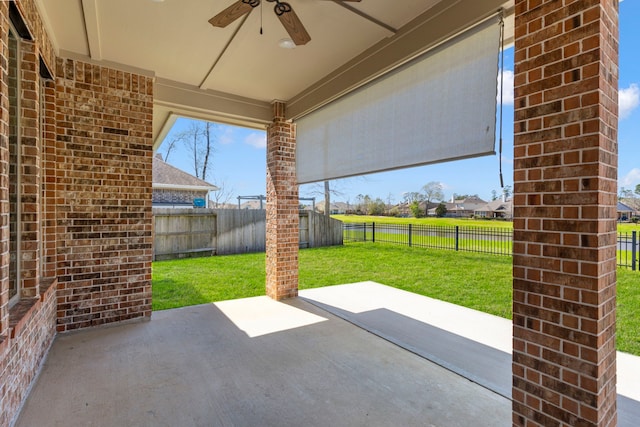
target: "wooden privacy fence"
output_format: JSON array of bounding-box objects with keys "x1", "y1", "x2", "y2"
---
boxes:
[{"x1": 153, "y1": 208, "x2": 343, "y2": 260}]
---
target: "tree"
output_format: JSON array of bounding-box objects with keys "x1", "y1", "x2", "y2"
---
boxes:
[
  {"x1": 422, "y1": 181, "x2": 444, "y2": 216},
  {"x1": 368, "y1": 198, "x2": 386, "y2": 216},
  {"x1": 386, "y1": 193, "x2": 395, "y2": 215},
  {"x1": 635, "y1": 184, "x2": 640, "y2": 197},
  {"x1": 354, "y1": 194, "x2": 374, "y2": 214},
  {"x1": 454, "y1": 193, "x2": 479, "y2": 200},
  {"x1": 202, "y1": 122, "x2": 214, "y2": 180},
  {"x1": 409, "y1": 200, "x2": 423, "y2": 218},
  {"x1": 361, "y1": 195, "x2": 372, "y2": 215},
  {"x1": 435, "y1": 202, "x2": 447, "y2": 217},
  {"x1": 491, "y1": 190, "x2": 498, "y2": 201},
  {"x1": 210, "y1": 179, "x2": 235, "y2": 208},
  {"x1": 303, "y1": 179, "x2": 354, "y2": 216},
  {"x1": 402, "y1": 192, "x2": 424, "y2": 204},
  {"x1": 619, "y1": 187, "x2": 634, "y2": 200},
  {"x1": 324, "y1": 181, "x2": 331, "y2": 216},
  {"x1": 176, "y1": 121, "x2": 217, "y2": 181},
  {"x1": 161, "y1": 135, "x2": 180, "y2": 163},
  {"x1": 502, "y1": 185, "x2": 512, "y2": 200}
]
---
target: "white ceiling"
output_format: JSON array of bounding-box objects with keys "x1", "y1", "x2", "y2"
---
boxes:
[{"x1": 34, "y1": 0, "x2": 514, "y2": 145}]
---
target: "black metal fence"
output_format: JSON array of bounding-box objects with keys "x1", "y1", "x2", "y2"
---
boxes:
[
  {"x1": 343, "y1": 222, "x2": 513, "y2": 256},
  {"x1": 618, "y1": 231, "x2": 638, "y2": 271},
  {"x1": 344, "y1": 223, "x2": 640, "y2": 270}
]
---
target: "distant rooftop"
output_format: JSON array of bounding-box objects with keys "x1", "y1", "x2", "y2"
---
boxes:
[{"x1": 153, "y1": 155, "x2": 218, "y2": 191}]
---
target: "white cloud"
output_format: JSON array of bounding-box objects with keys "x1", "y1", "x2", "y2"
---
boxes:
[
  {"x1": 244, "y1": 132, "x2": 266, "y2": 149},
  {"x1": 619, "y1": 83, "x2": 639, "y2": 119},
  {"x1": 497, "y1": 69, "x2": 514, "y2": 106},
  {"x1": 621, "y1": 168, "x2": 640, "y2": 187},
  {"x1": 218, "y1": 126, "x2": 235, "y2": 145}
]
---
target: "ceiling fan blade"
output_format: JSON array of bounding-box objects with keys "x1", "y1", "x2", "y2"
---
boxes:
[
  {"x1": 276, "y1": 4, "x2": 311, "y2": 45},
  {"x1": 209, "y1": 1, "x2": 256, "y2": 28}
]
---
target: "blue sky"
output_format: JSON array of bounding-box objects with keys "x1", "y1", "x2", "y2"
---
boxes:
[{"x1": 158, "y1": 1, "x2": 640, "y2": 204}]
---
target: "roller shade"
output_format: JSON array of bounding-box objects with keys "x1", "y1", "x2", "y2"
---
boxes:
[{"x1": 296, "y1": 15, "x2": 502, "y2": 184}]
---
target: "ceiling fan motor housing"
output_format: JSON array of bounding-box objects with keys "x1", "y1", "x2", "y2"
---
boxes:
[
  {"x1": 267, "y1": 0, "x2": 293, "y2": 16},
  {"x1": 241, "y1": 0, "x2": 260, "y2": 7}
]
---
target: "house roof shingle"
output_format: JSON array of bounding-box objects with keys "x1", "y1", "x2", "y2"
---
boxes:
[
  {"x1": 153, "y1": 156, "x2": 218, "y2": 191},
  {"x1": 617, "y1": 201, "x2": 636, "y2": 212},
  {"x1": 476, "y1": 199, "x2": 513, "y2": 213}
]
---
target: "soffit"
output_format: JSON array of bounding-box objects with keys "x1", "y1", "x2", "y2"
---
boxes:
[{"x1": 34, "y1": 0, "x2": 514, "y2": 140}]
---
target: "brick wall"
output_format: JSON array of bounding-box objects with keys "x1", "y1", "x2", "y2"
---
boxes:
[
  {"x1": 153, "y1": 188, "x2": 208, "y2": 206},
  {"x1": 265, "y1": 101, "x2": 299, "y2": 300},
  {"x1": 55, "y1": 58, "x2": 154, "y2": 331},
  {"x1": 13, "y1": 0, "x2": 56, "y2": 74},
  {"x1": 41, "y1": 78, "x2": 56, "y2": 279},
  {"x1": 512, "y1": 0, "x2": 618, "y2": 426},
  {"x1": 0, "y1": 2, "x2": 60, "y2": 424},
  {"x1": 0, "y1": 280, "x2": 56, "y2": 427},
  {"x1": 18, "y1": 39, "x2": 40, "y2": 299},
  {"x1": 0, "y1": 0, "x2": 11, "y2": 342},
  {"x1": 1, "y1": 1, "x2": 156, "y2": 422}
]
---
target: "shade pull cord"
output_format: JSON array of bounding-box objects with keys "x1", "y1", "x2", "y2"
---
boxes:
[
  {"x1": 498, "y1": 17, "x2": 505, "y2": 189},
  {"x1": 260, "y1": 1, "x2": 263, "y2": 34}
]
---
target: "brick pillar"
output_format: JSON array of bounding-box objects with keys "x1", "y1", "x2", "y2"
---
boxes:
[
  {"x1": 512, "y1": 1, "x2": 618, "y2": 426},
  {"x1": 266, "y1": 101, "x2": 298, "y2": 300}
]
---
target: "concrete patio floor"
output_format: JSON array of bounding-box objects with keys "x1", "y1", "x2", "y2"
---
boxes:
[{"x1": 15, "y1": 282, "x2": 640, "y2": 427}]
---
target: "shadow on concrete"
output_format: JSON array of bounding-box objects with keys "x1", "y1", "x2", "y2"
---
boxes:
[
  {"x1": 16, "y1": 298, "x2": 511, "y2": 427},
  {"x1": 302, "y1": 296, "x2": 640, "y2": 427},
  {"x1": 302, "y1": 297, "x2": 512, "y2": 399}
]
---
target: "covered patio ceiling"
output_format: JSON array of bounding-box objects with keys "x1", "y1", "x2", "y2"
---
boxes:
[{"x1": 35, "y1": 0, "x2": 514, "y2": 149}]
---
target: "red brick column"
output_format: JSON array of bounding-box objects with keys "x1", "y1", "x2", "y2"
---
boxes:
[
  {"x1": 512, "y1": 1, "x2": 618, "y2": 426},
  {"x1": 266, "y1": 101, "x2": 298, "y2": 300}
]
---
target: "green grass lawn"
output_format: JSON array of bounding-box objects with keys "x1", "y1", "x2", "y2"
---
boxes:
[
  {"x1": 619, "y1": 222, "x2": 640, "y2": 233},
  {"x1": 335, "y1": 214, "x2": 639, "y2": 233},
  {"x1": 334, "y1": 215, "x2": 514, "y2": 229},
  {"x1": 153, "y1": 243, "x2": 640, "y2": 355}
]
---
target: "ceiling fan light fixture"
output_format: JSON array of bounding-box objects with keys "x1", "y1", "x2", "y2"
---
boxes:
[{"x1": 278, "y1": 38, "x2": 296, "y2": 49}]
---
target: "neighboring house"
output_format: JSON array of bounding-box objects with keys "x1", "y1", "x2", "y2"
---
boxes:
[
  {"x1": 393, "y1": 201, "x2": 438, "y2": 217},
  {"x1": 240, "y1": 200, "x2": 266, "y2": 210},
  {"x1": 475, "y1": 199, "x2": 513, "y2": 219},
  {"x1": 317, "y1": 201, "x2": 349, "y2": 215},
  {"x1": 152, "y1": 155, "x2": 219, "y2": 208},
  {"x1": 428, "y1": 196, "x2": 487, "y2": 218},
  {"x1": 392, "y1": 202, "x2": 412, "y2": 217},
  {"x1": 617, "y1": 201, "x2": 635, "y2": 221},
  {"x1": 620, "y1": 198, "x2": 640, "y2": 217}
]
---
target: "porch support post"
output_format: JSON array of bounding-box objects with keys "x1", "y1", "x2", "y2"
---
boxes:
[
  {"x1": 266, "y1": 101, "x2": 299, "y2": 300},
  {"x1": 512, "y1": 1, "x2": 618, "y2": 426}
]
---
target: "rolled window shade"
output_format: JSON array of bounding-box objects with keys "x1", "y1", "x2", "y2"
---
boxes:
[{"x1": 296, "y1": 15, "x2": 501, "y2": 184}]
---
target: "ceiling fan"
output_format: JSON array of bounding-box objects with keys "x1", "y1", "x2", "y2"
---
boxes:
[{"x1": 209, "y1": 0, "x2": 362, "y2": 46}]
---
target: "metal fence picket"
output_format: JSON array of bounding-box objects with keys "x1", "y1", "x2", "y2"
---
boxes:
[{"x1": 343, "y1": 222, "x2": 638, "y2": 270}]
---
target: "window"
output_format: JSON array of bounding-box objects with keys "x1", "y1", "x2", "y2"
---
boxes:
[{"x1": 8, "y1": 25, "x2": 20, "y2": 304}]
